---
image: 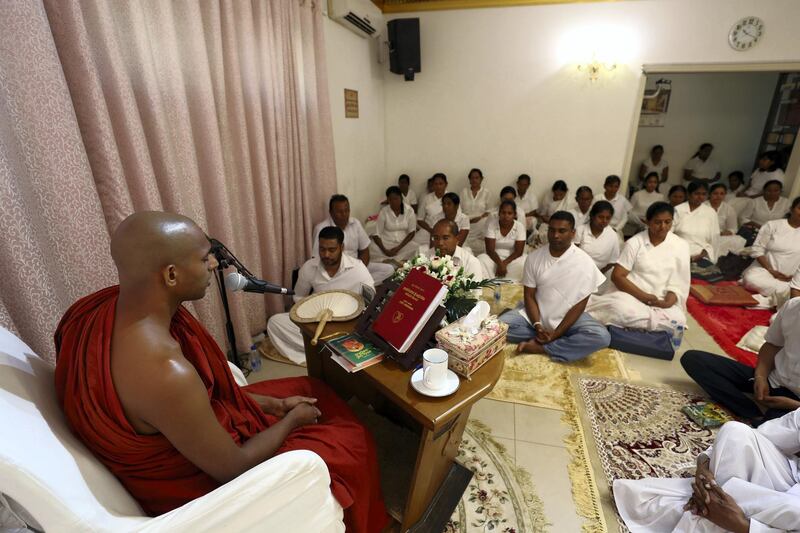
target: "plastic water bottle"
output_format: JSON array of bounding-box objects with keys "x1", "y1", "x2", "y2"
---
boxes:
[
  {"x1": 670, "y1": 321, "x2": 685, "y2": 349},
  {"x1": 249, "y1": 344, "x2": 262, "y2": 372}
]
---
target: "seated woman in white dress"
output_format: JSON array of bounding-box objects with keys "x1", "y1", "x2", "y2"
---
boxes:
[
  {"x1": 724, "y1": 170, "x2": 751, "y2": 221},
  {"x1": 574, "y1": 200, "x2": 620, "y2": 275},
  {"x1": 369, "y1": 186, "x2": 418, "y2": 263},
  {"x1": 593, "y1": 175, "x2": 631, "y2": 234},
  {"x1": 586, "y1": 202, "x2": 690, "y2": 333},
  {"x1": 461, "y1": 168, "x2": 492, "y2": 254},
  {"x1": 515, "y1": 174, "x2": 539, "y2": 230},
  {"x1": 741, "y1": 150, "x2": 785, "y2": 198},
  {"x1": 627, "y1": 172, "x2": 665, "y2": 234},
  {"x1": 398, "y1": 174, "x2": 418, "y2": 212},
  {"x1": 742, "y1": 180, "x2": 792, "y2": 229},
  {"x1": 570, "y1": 186, "x2": 594, "y2": 227},
  {"x1": 441, "y1": 192, "x2": 470, "y2": 247},
  {"x1": 707, "y1": 183, "x2": 746, "y2": 258},
  {"x1": 477, "y1": 200, "x2": 526, "y2": 281},
  {"x1": 683, "y1": 142, "x2": 720, "y2": 184},
  {"x1": 673, "y1": 181, "x2": 720, "y2": 264},
  {"x1": 742, "y1": 197, "x2": 800, "y2": 308},
  {"x1": 415, "y1": 172, "x2": 448, "y2": 244},
  {"x1": 638, "y1": 144, "x2": 669, "y2": 188},
  {"x1": 668, "y1": 184, "x2": 687, "y2": 207},
  {"x1": 536, "y1": 180, "x2": 575, "y2": 245}
]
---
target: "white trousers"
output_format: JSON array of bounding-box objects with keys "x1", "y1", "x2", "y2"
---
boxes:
[
  {"x1": 743, "y1": 266, "x2": 791, "y2": 308},
  {"x1": 586, "y1": 291, "x2": 685, "y2": 332},
  {"x1": 367, "y1": 262, "x2": 395, "y2": 285},
  {"x1": 476, "y1": 254, "x2": 525, "y2": 281},
  {"x1": 613, "y1": 421, "x2": 800, "y2": 533},
  {"x1": 266, "y1": 313, "x2": 306, "y2": 365},
  {"x1": 368, "y1": 239, "x2": 417, "y2": 264}
]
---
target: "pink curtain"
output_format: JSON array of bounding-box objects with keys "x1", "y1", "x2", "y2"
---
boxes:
[{"x1": 0, "y1": 0, "x2": 336, "y2": 362}]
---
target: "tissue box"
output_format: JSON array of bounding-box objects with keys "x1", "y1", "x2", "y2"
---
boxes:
[{"x1": 435, "y1": 316, "x2": 508, "y2": 378}]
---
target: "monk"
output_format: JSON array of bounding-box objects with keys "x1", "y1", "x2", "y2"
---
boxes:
[{"x1": 54, "y1": 211, "x2": 388, "y2": 532}]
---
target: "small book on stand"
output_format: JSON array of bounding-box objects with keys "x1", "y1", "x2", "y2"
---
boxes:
[
  {"x1": 325, "y1": 333, "x2": 384, "y2": 373},
  {"x1": 370, "y1": 268, "x2": 448, "y2": 353}
]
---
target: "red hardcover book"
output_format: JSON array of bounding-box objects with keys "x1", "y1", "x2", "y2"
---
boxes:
[{"x1": 371, "y1": 268, "x2": 448, "y2": 353}]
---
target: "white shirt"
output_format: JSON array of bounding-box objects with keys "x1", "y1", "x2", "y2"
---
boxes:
[
  {"x1": 574, "y1": 224, "x2": 620, "y2": 269},
  {"x1": 725, "y1": 184, "x2": 746, "y2": 202},
  {"x1": 630, "y1": 189, "x2": 665, "y2": 224},
  {"x1": 743, "y1": 197, "x2": 792, "y2": 227},
  {"x1": 423, "y1": 245, "x2": 484, "y2": 281},
  {"x1": 594, "y1": 192, "x2": 632, "y2": 231},
  {"x1": 541, "y1": 194, "x2": 576, "y2": 218},
  {"x1": 374, "y1": 205, "x2": 417, "y2": 245},
  {"x1": 417, "y1": 192, "x2": 448, "y2": 228},
  {"x1": 460, "y1": 186, "x2": 492, "y2": 218},
  {"x1": 570, "y1": 207, "x2": 591, "y2": 227},
  {"x1": 745, "y1": 168, "x2": 785, "y2": 196},
  {"x1": 520, "y1": 244, "x2": 605, "y2": 330},
  {"x1": 764, "y1": 298, "x2": 800, "y2": 395},
  {"x1": 617, "y1": 231, "x2": 691, "y2": 308},
  {"x1": 708, "y1": 201, "x2": 738, "y2": 234},
  {"x1": 451, "y1": 211, "x2": 471, "y2": 233},
  {"x1": 485, "y1": 218, "x2": 526, "y2": 260},
  {"x1": 402, "y1": 188, "x2": 418, "y2": 207},
  {"x1": 312, "y1": 216, "x2": 371, "y2": 258},
  {"x1": 516, "y1": 189, "x2": 539, "y2": 216},
  {"x1": 641, "y1": 157, "x2": 668, "y2": 183},
  {"x1": 749, "y1": 219, "x2": 800, "y2": 277},
  {"x1": 293, "y1": 254, "x2": 374, "y2": 303},
  {"x1": 684, "y1": 156, "x2": 719, "y2": 181},
  {"x1": 673, "y1": 202, "x2": 720, "y2": 262}
]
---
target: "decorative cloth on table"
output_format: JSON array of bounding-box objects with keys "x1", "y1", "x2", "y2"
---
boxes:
[
  {"x1": 689, "y1": 284, "x2": 758, "y2": 307},
  {"x1": 435, "y1": 316, "x2": 508, "y2": 378},
  {"x1": 607, "y1": 326, "x2": 674, "y2": 360}
]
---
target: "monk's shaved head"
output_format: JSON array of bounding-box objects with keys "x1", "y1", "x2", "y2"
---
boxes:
[{"x1": 111, "y1": 211, "x2": 209, "y2": 284}]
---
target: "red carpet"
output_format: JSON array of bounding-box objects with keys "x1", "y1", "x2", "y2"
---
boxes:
[{"x1": 686, "y1": 281, "x2": 772, "y2": 367}]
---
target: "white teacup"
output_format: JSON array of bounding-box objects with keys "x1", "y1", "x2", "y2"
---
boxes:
[{"x1": 422, "y1": 348, "x2": 449, "y2": 390}]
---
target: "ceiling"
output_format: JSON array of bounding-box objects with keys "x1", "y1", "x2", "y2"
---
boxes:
[{"x1": 372, "y1": 0, "x2": 623, "y2": 14}]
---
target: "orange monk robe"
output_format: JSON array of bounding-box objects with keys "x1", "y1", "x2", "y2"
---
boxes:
[{"x1": 54, "y1": 286, "x2": 388, "y2": 533}]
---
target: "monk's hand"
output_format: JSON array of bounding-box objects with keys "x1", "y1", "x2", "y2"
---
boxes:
[
  {"x1": 287, "y1": 402, "x2": 322, "y2": 429},
  {"x1": 703, "y1": 484, "x2": 750, "y2": 533},
  {"x1": 277, "y1": 396, "x2": 317, "y2": 417},
  {"x1": 759, "y1": 394, "x2": 800, "y2": 411}
]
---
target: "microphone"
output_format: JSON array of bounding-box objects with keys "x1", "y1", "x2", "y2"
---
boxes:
[{"x1": 225, "y1": 272, "x2": 294, "y2": 296}]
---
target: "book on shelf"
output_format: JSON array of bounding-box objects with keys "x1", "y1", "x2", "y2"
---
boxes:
[
  {"x1": 325, "y1": 333, "x2": 384, "y2": 373},
  {"x1": 370, "y1": 268, "x2": 448, "y2": 353}
]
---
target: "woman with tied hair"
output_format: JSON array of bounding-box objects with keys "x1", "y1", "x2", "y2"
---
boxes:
[
  {"x1": 536, "y1": 180, "x2": 575, "y2": 245},
  {"x1": 477, "y1": 200, "x2": 527, "y2": 281},
  {"x1": 673, "y1": 180, "x2": 720, "y2": 264},
  {"x1": 370, "y1": 186, "x2": 418, "y2": 263},
  {"x1": 741, "y1": 151, "x2": 785, "y2": 198},
  {"x1": 668, "y1": 184, "x2": 687, "y2": 207},
  {"x1": 725, "y1": 171, "x2": 751, "y2": 221},
  {"x1": 683, "y1": 142, "x2": 720, "y2": 184},
  {"x1": 594, "y1": 175, "x2": 632, "y2": 234},
  {"x1": 638, "y1": 144, "x2": 669, "y2": 186},
  {"x1": 415, "y1": 172, "x2": 448, "y2": 244},
  {"x1": 574, "y1": 201, "x2": 620, "y2": 275},
  {"x1": 440, "y1": 192, "x2": 470, "y2": 247},
  {"x1": 707, "y1": 183, "x2": 746, "y2": 258},
  {"x1": 461, "y1": 168, "x2": 492, "y2": 254},
  {"x1": 586, "y1": 202, "x2": 690, "y2": 334},
  {"x1": 742, "y1": 180, "x2": 792, "y2": 229},
  {"x1": 570, "y1": 186, "x2": 594, "y2": 227},
  {"x1": 628, "y1": 172, "x2": 665, "y2": 233},
  {"x1": 742, "y1": 197, "x2": 800, "y2": 308}
]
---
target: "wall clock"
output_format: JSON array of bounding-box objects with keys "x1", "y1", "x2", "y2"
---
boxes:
[{"x1": 729, "y1": 16, "x2": 764, "y2": 51}]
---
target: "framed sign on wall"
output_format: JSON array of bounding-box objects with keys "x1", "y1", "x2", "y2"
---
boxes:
[{"x1": 344, "y1": 89, "x2": 359, "y2": 118}]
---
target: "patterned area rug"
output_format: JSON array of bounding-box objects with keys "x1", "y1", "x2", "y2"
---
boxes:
[
  {"x1": 576, "y1": 378, "x2": 718, "y2": 531},
  {"x1": 446, "y1": 420, "x2": 549, "y2": 533}
]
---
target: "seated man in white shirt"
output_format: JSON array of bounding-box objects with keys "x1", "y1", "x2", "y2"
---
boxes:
[
  {"x1": 681, "y1": 297, "x2": 800, "y2": 426},
  {"x1": 498, "y1": 211, "x2": 610, "y2": 362},
  {"x1": 614, "y1": 409, "x2": 800, "y2": 533},
  {"x1": 422, "y1": 219, "x2": 484, "y2": 282},
  {"x1": 312, "y1": 194, "x2": 394, "y2": 284},
  {"x1": 267, "y1": 226, "x2": 374, "y2": 365}
]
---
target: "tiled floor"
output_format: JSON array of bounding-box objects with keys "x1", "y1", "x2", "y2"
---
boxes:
[{"x1": 249, "y1": 313, "x2": 726, "y2": 532}]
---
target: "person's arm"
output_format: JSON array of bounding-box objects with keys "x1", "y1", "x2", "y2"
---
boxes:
[
  {"x1": 661, "y1": 166, "x2": 669, "y2": 183},
  {"x1": 611, "y1": 264, "x2": 659, "y2": 304},
  {"x1": 503, "y1": 240, "x2": 525, "y2": 265},
  {"x1": 523, "y1": 286, "x2": 542, "y2": 327},
  {"x1": 600, "y1": 263, "x2": 615, "y2": 274},
  {"x1": 292, "y1": 264, "x2": 313, "y2": 303},
  {"x1": 753, "y1": 341, "x2": 780, "y2": 402},
  {"x1": 638, "y1": 163, "x2": 647, "y2": 181},
  {"x1": 456, "y1": 229, "x2": 469, "y2": 246},
  {"x1": 247, "y1": 393, "x2": 317, "y2": 417},
  {"x1": 371, "y1": 235, "x2": 389, "y2": 255},
  {"x1": 550, "y1": 295, "x2": 590, "y2": 342},
  {"x1": 712, "y1": 171, "x2": 721, "y2": 182},
  {"x1": 135, "y1": 353, "x2": 320, "y2": 484},
  {"x1": 683, "y1": 168, "x2": 694, "y2": 181},
  {"x1": 485, "y1": 238, "x2": 502, "y2": 266},
  {"x1": 358, "y1": 247, "x2": 370, "y2": 266}
]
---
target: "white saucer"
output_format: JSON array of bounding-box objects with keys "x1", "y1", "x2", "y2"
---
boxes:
[{"x1": 410, "y1": 368, "x2": 460, "y2": 397}]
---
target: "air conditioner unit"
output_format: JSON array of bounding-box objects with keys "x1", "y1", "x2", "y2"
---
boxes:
[{"x1": 328, "y1": 0, "x2": 384, "y2": 39}]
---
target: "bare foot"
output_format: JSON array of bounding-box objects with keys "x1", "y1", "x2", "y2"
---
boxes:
[{"x1": 517, "y1": 340, "x2": 546, "y2": 354}]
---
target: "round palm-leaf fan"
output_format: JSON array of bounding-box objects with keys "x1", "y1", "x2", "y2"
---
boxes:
[{"x1": 289, "y1": 290, "x2": 364, "y2": 345}]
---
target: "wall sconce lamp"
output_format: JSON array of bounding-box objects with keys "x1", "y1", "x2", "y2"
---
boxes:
[{"x1": 577, "y1": 54, "x2": 617, "y2": 82}]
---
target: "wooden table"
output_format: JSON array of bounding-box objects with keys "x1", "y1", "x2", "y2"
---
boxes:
[{"x1": 296, "y1": 318, "x2": 505, "y2": 532}]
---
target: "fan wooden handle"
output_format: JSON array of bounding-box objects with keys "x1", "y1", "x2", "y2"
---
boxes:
[{"x1": 310, "y1": 308, "x2": 334, "y2": 346}]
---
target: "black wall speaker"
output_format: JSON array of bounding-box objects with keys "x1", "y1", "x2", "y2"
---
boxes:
[{"x1": 388, "y1": 18, "x2": 420, "y2": 81}]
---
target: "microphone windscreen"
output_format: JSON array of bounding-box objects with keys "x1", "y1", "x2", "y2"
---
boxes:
[{"x1": 224, "y1": 272, "x2": 247, "y2": 291}]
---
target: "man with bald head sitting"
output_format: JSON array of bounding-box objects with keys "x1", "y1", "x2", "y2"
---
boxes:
[
  {"x1": 423, "y1": 219, "x2": 485, "y2": 281},
  {"x1": 54, "y1": 212, "x2": 388, "y2": 533}
]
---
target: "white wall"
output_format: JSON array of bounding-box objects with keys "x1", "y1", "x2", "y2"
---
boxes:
[
  {"x1": 631, "y1": 72, "x2": 778, "y2": 188},
  {"x1": 324, "y1": 17, "x2": 386, "y2": 222},
  {"x1": 381, "y1": 0, "x2": 800, "y2": 207}
]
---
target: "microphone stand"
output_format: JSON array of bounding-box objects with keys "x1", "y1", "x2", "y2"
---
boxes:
[{"x1": 209, "y1": 238, "x2": 255, "y2": 368}]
